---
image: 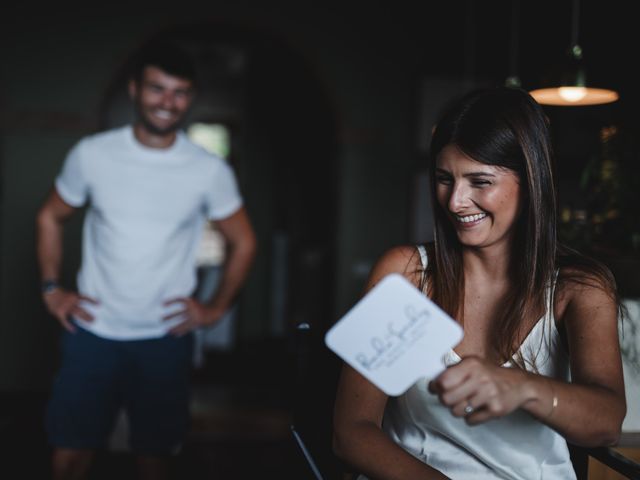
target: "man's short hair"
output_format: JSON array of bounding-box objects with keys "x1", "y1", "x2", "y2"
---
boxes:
[{"x1": 131, "y1": 40, "x2": 197, "y2": 84}]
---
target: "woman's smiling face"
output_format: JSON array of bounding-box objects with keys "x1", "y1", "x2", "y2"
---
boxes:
[{"x1": 435, "y1": 144, "x2": 523, "y2": 251}]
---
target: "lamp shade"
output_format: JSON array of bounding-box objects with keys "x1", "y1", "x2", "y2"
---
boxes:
[
  {"x1": 529, "y1": 2, "x2": 619, "y2": 107},
  {"x1": 530, "y1": 53, "x2": 618, "y2": 106},
  {"x1": 530, "y1": 87, "x2": 618, "y2": 106}
]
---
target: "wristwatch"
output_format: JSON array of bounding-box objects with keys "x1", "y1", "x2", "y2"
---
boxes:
[{"x1": 41, "y1": 279, "x2": 59, "y2": 295}]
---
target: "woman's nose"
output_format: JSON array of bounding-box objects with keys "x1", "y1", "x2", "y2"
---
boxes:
[{"x1": 448, "y1": 183, "x2": 471, "y2": 212}]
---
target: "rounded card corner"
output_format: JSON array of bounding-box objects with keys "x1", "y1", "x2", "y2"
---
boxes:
[
  {"x1": 324, "y1": 328, "x2": 339, "y2": 349},
  {"x1": 383, "y1": 385, "x2": 405, "y2": 397}
]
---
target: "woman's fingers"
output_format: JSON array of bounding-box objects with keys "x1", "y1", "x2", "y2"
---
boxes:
[{"x1": 435, "y1": 356, "x2": 526, "y2": 422}]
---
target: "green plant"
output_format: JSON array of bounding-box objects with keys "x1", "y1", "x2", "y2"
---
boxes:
[{"x1": 565, "y1": 124, "x2": 640, "y2": 254}]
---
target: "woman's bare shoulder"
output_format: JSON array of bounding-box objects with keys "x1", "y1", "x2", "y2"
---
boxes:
[
  {"x1": 366, "y1": 245, "x2": 424, "y2": 291},
  {"x1": 557, "y1": 264, "x2": 615, "y2": 294},
  {"x1": 555, "y1": 265, "x2": 618, "y2": 319}
]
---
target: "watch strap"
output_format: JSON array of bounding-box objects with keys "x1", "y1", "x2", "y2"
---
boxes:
[{"x1": 41, "y1": 279, "x2": 60, "y2": 295}]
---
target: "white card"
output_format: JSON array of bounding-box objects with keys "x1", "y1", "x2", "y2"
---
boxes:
[{"x1": 325, "y1": 273, "x2": 463, "y2": 396}]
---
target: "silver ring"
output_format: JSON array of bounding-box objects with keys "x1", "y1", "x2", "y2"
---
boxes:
[{"x1": 464, "y1": 404, "x2": 474, "y2": 415}]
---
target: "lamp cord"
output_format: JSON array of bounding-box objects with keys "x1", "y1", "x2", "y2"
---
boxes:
[
  {"x1": 570, "y1": 0, "x2": 580, "y2": 48},
  {"x1": 509, "y1": 0, "x2": 520, "y2": 79}
]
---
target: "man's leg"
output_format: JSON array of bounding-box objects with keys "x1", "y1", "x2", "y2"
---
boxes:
[
  {"x1": 137, "y1": 455, "x2": 171, "y2": 480},
  {"x1": 125, "y1": 334, "x2": 193, "y2": 479},
  {"x1": 51, "y1": 448, "x2": 94, "y2": 480},
  {"x1": 47, "y1": 329, "x2": 123, "y2": 480}
]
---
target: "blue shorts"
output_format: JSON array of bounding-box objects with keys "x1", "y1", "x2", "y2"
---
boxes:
[{"x1": 46, "y1": 327, "x2": 193, "y2": 454}]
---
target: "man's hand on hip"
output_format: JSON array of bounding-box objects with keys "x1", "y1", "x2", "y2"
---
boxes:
[
  {"x1": 163, "y1": 297, "x2": 225, "y2": 336},
  {"x1": 43, "y1": 288, "x2": 98, "y2": 333}
]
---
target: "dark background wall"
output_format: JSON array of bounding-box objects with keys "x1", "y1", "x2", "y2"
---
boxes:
[
  {"x1": 2, "y1": 0, "x2": 637, "y2": 388},
  {"x1": 0, "y1": 3, "x2": 421, "y2": 391},
  {"x1": 0, "y1": 1, "x2": 637, "y2": 476}
]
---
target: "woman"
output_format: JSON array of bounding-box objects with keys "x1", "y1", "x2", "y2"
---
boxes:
[{"x1": 332, "y1": 87, "x2": 626, "y2": 479}]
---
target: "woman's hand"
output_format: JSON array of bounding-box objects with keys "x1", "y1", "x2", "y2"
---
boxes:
[{"x1": 429, "y1": 356, "x2": 533, "y2": 424}]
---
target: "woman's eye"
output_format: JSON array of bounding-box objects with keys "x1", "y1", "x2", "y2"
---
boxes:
[
  {"x1": 436, "y1": 176, "x2": 452, "y2": 185},
  {"x1": 472, "y1": 180, "x2": 491, "y2": 187}
]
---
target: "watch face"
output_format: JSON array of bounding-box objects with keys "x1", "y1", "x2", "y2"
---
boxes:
[{"x1": 42, "y1": 280, "x2": 58, "y2": 294}]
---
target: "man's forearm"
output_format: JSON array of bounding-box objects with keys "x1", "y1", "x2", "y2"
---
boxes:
[
  {"x1": 208, "y1": 238, "x2": 256, "y2": 312},
  {"x1": 36, "y1": 210, "x2": 65, "y2": 282}
]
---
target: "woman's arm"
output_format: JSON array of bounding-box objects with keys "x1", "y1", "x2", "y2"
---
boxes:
[
  {"x1": 526, "y1": 273, "x2": 626, "y2": 445},
  {"x1": 430, "y1": 271, "x2": 626, "y2": 447},
  {"x1": 332, "y1": 246, "x2": 450, "y2": 479}
]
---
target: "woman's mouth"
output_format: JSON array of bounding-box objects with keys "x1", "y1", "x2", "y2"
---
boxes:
[{"x1": 455, "y1": 213, "x2": 487, "y2": 224}]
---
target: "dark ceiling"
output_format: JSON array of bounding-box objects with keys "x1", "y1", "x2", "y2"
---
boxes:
[
  {"x1": 355, "y1": 0, "x2": 632, "y2": 98},
  {"x1": 2, "y1": 0, "x2": 633, "y2": 102}
]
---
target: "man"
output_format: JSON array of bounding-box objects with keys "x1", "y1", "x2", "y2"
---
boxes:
[{"x1": 36, "y1": 41, "x2": 256, "y2": 480}]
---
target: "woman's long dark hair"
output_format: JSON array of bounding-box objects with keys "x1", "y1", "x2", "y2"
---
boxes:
[{"x1": 425, "y1": 87, "x2": 619, "y2": 365}]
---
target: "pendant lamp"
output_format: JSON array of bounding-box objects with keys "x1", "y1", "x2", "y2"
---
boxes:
[{"x1": 529, "y1": 0, "x2": 618, "y2": 106}]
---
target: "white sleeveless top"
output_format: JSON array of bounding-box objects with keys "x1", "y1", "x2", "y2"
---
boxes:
[{"x1": 361, "y1": 245, "x2": 576, "y2": 480}]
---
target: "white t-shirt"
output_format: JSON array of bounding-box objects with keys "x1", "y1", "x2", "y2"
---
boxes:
[{"x1": 55, "y1": 125, "x2": 243, "y2": 340}]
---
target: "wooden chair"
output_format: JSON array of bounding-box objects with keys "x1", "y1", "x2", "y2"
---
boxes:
[{"x1": 569, "y1": 441, "x2": 640, "y2": 480}]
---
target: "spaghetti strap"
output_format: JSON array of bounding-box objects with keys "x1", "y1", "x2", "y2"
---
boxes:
[
  {"x1": 416, "y1": 244, "x2": 428, "y2": 269},
  {"x1": 416, "y1": 245, "x2": 428, "y2": 289}
]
